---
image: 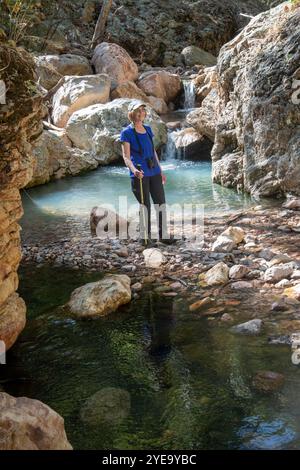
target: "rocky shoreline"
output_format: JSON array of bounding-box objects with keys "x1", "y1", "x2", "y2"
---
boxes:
[{"x1": 22, "y1": 200, "x2": 300, "y2": 337}]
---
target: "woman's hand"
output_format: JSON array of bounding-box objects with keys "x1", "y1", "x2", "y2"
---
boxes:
[
  {"x1": 161, "y1": 173, "x2": 166, "y2": 185},
  {"x1": 134, "y1": 168, "x2": 144, "y2": 178}
]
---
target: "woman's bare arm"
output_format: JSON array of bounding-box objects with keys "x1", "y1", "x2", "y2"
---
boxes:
[{"x1": 121, "y1": 142, "x2": 143, "y2": 177}]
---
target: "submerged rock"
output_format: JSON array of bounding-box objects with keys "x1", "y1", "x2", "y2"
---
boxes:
[
  {"x1": 66, "y1": 274, "x2": 131, "y2": 318},
  {"x1": 252, "y1": 371, "x2": 285, "y2": 393},
  {"x1": 231, "y1": 319, "x2": 263, "y2": 335},
  {"x1": 0, "y1": 392, "x2": 72, "y2": 450},
  {"x1": 80, "y1": 387, "x2": 131, "y2": 427}
]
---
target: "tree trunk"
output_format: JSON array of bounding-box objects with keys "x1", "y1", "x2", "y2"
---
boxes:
[{"x1": 90, "y1": 0, "x2": 113, "y2": 50}]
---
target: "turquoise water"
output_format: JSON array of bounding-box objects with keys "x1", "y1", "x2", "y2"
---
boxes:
[
  {"x1": 23, "y1": 161, "x2": 254, "y2": 215},
  {"x1": 21, "y1": 160, "x2": 258, "y2": 244},
  {"x1": 2, "y1": 265, "x2": 300, "y2": 450}
]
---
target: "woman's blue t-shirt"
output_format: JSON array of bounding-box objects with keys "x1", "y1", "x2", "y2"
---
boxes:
[{"x1": 120, "y1": 124, "x2": 161, "y2": 178}]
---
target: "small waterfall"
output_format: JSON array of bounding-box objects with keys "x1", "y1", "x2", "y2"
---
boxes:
[
  {"x1": 162, "y1": 129, "x2": 188, "y2": 161},
  {"x1": 183, "y1": 80, "x2": 195, "y2": 109},
  {"x1": 162, "y1": 129, "x2": 182, "y2": 161}
]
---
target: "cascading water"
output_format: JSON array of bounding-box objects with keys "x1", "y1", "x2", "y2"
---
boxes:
[
  {"x1": 162, "y1": 129, "x2": 182, "y2": 160},
  {"x1": 161, "y1": 78, "x2": 197, "y2": 161},
  {"x1": 182, "y1": 79, "x2": 196, "y2": 109}
]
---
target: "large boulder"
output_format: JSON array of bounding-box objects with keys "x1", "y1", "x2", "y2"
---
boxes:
[
  {"x1": 137, "y1": 70, "x2": 181, "y2": 104},
  {"x1": 181, "y1": 46, "x2": 217, "y2": 67},
  {"x1": 111, "y1": 80, "x2": 168, "y2": 115},
  {"x1": 66, "y1": 274, "x2": 131, "y2": 318},
  {"x1": 27, "y1": 130, "x2": 99, "y2": 187},
  {"x1": 65, "y1": 98, "x2": 168, "y2": 164},
  {"x1": 111, "y1": 80, "x2": 149, "y2": 102},
  {"x1": 51, "y1": 74, "x2": 111, "y2": 128},
  {"x1": 34, "y1": 57, "x2": 62, "y2": 90},
  {"x1": 90, "y1": 206, "x2": 129, "y2": 237},
  {"x1": 91, "y1": 42, "x2": 138, "y2": 86},
  {"x1": 147, "y1": 96, "x2": 169, "y2": 115},
  {"x1": 212, "y1": 3, "x2": 300, "y2": 197},
  {"x1": 35, "y1": 54, "x2": 92, "y2": 77},
  {"x1": 0, "y1": 392, "x2": 72, "y2": 450}
]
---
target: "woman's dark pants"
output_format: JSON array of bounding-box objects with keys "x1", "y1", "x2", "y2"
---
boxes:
[{"x1": 131, "y1": 174, "x2": 167, "y2": 240}]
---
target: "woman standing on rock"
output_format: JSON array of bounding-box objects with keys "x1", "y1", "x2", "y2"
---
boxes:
[{"x1": 120, "y1": 100, "x2": 175, "y2": 246}]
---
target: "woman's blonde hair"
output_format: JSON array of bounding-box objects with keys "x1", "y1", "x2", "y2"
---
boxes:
[{"x1": 128, "y1": 106, "x2": 147, "y2": 123}]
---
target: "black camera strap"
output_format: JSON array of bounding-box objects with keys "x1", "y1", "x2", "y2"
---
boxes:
[{"x1": 132, "y1": 126, "x2": 155, "y2": 157}]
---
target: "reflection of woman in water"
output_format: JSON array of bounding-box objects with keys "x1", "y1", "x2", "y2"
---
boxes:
[{"x1": 144, "y1": 293, "x2": 174, "y2": 362}]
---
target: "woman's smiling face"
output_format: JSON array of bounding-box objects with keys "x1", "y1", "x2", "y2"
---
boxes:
[{"x1": 134, "y1": 106, "x2": 147, "y2": 122}]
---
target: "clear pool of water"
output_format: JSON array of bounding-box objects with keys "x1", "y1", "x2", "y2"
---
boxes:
[{"x1": 2, "y1": 265, "x2": 300, "y2": 450}]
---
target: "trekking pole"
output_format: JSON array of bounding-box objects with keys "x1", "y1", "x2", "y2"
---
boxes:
[{"x1": 136, "y1": 164, "x2": 148, "y2": 245}]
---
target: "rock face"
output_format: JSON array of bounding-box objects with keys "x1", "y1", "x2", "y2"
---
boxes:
[
  {"x1": 187, "y1": 89, "x2": 217, "y2": 141},
  {"x1": 66, "y1": 98, "x2": 167, "y2": 163},
  {"x1": 27, "y1": 130, "x2": 99, "y2": 187},
  {"x1": 80, "y1": 387, "x2": 131, "y2": 427},
  {"x1": 52, "y1": 74, "x2": 111, "y2": 127},
  {"x1": 0, "y1": 44, "x2": 43, "y2": 350},
  {"x1": 91, "y1": 42, "x2": 138, "y2": 86},
  {"x1": 105, "y1": 0, "x2": 271, "y2": 66},
  {"x1": 66, "y1": 274, "x2": 131, "y2": 318},
  {"x1": 212, "y1": 4, "x2": 300, "y2": 197},
  {"x1": 0, "y1": 392, "x2": 72, "y2": 450}
]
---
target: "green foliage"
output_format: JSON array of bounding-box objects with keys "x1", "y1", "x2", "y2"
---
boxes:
[
  {"x1": 291, "y1": 0, "x2": 300, "y2": 5},
  {"x1": 0, "y1": 0, "x2": 42, "y2": 45}
]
